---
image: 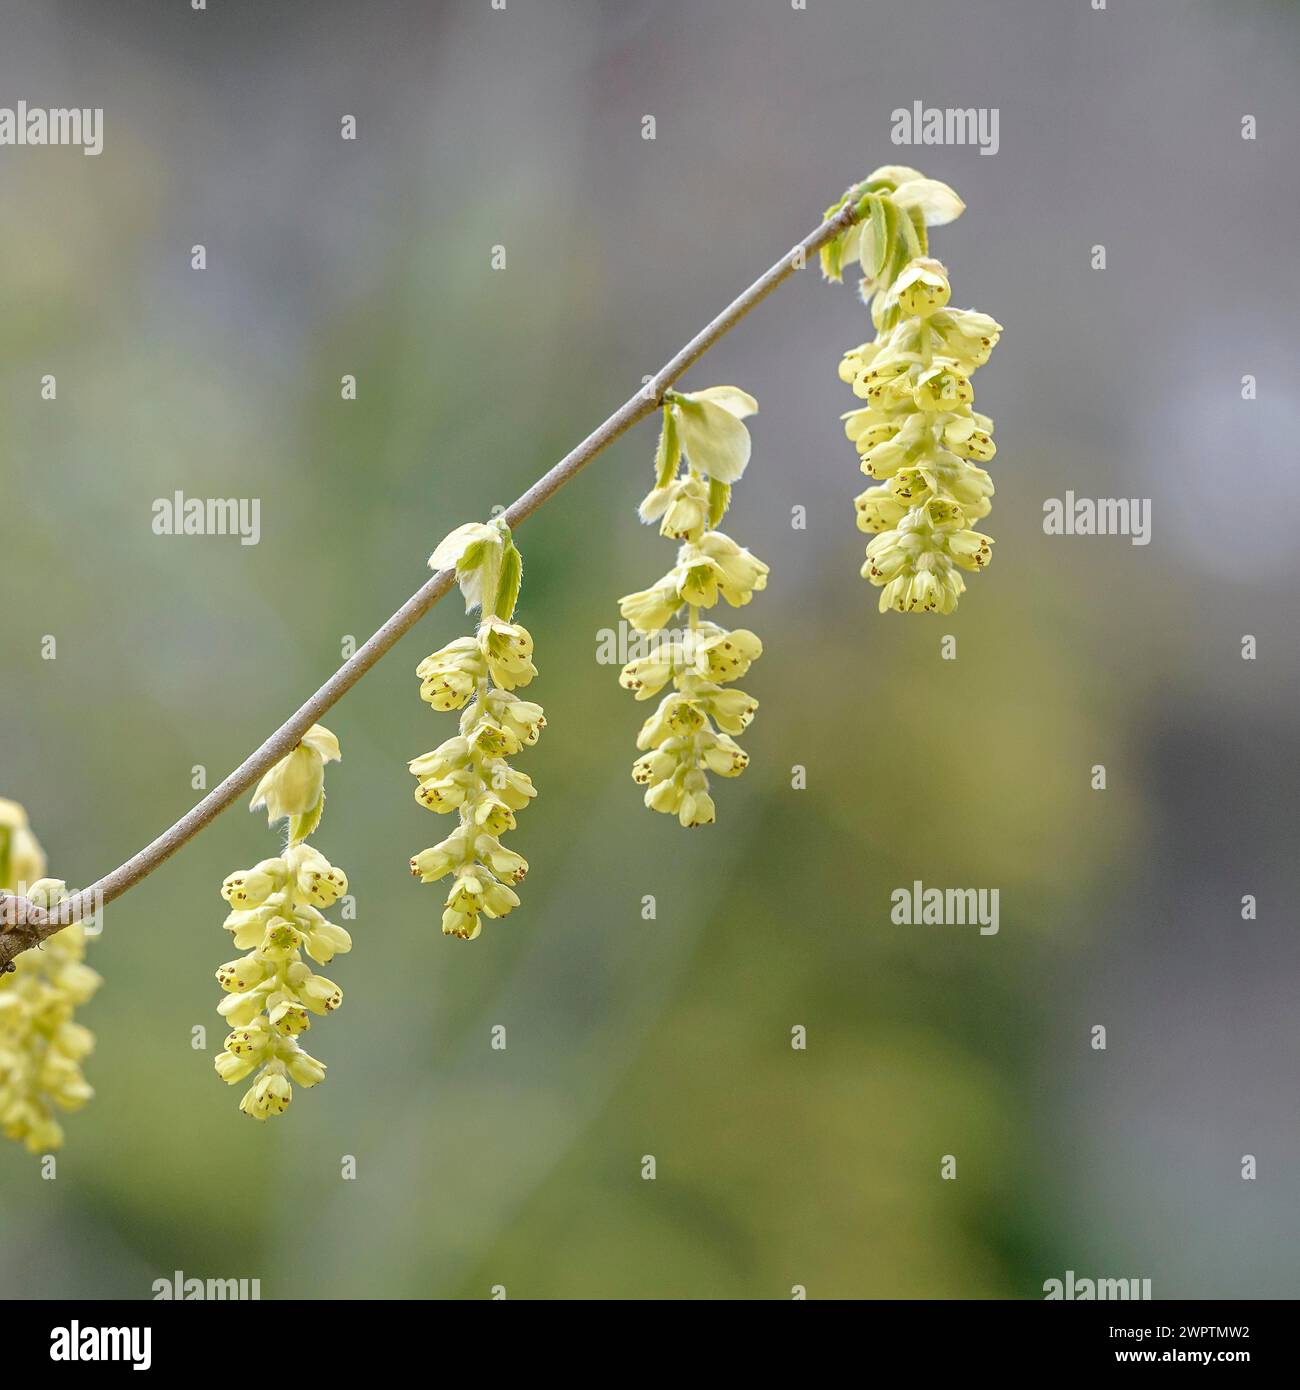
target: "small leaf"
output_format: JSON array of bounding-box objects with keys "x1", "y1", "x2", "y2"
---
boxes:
[
  {"x1": 708, "y1": 478, "x2": 731, "y2": 527},
  {"x1": 653, "y1": 405, "x2": 681, "y2": 488},
  {"x1": 890, "y1": 176, "x2": 965, "y2": 227},
  {"x1": 458, "y1": 538, "x2": 488, "y2": 572},
  {"x1": 289, "y1": 795, "x2": 325, "y2": 847},
  {"x1": 876, "y1": 198, "x2": 899, "y2": 279},
  {"x1": 819, "y1": 191, "x2": 853, "y2": 281},
  {"x1": 819, "y1": 237, "x2": 843, "y2": 283},
  {"x1": 674, "y1": 397, "x2": 753, "y2": 483},
  {"x1": 429, "y1": 521, "x2": 497, "y2": 574},
  {"x1": 907, "y1": 206, "x2": 928, "y2": 255},
  {"x1": 494, "y1": 543, "x2": 522, "y2": 622},
  {"x1": 899, "y1": 204, "x2": 923, "y2": 259},
  {"x1": 868, "y1": 194, "x2": 888, "y2": 277},
  {"x1": 687, "y1": 386, "x2": 758, "y2": 420},
  {"x1": 638, "y1": 488, "x2": 671, "y2": 525},
  {"x1": 300, "y1": 725, "x2": 341, "y2": 764},
  {"x1": 866, "y1": 164, "x2": 925, "y2": 191}
]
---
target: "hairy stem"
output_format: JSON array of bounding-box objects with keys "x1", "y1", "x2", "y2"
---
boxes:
[{"x1": 0, "y1": 195, "x2": 862, "y2": 968}]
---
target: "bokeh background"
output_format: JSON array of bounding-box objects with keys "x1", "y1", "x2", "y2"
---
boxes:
[{"x1": 2, "y1": 0, "x2": 1298, "y2": 1299}]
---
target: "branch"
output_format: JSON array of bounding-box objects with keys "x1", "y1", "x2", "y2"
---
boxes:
[{"x1": 0, "y1": 195, "x2": 862, "y2": 970}]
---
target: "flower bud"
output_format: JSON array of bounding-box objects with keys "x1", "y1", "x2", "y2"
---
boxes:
[
  {"x1": 283, "y1": 1046, "x2": 327, "y2": 1088},
  {"x1": 215, "y1": 1050, "x2": 258, "y2": 1085},
  {"x1": 218, "y1": 987, "x2": 269, "y2": 1028},
  {"x1": 482, "y1": 881, "x2": 521, "y2": 918},
  {"x1": 619, "y1": 579, "x2": 683, "y2": 634},
  {"x1": 267, "y1": 998, "x2": 311, "y2": 1037},
  {"x1": 296, "y1": 973, "x2": 343, "y2": 1015},
  {"x1": 221, "y1": 859, "x2": 288, "y2": 908},
  {"x1": 478, "y1": 618, "x2": 537, "y2": 690},
  {"x1": 913, "y1": 363, "x2": 973, "y2": 411},
  {"x1": 304, "y1": 920, "x2": 352, "y2": 966},
  {"x1": 286, "y1": 844, "x2": 347, "y2": 907},
  {"x1": 441, "y1": 906, "x2": 481, "y2": 941},
  {"x1": 216, "y1": 953, "x2": 271, "y2": 993},
  {"x1": 476, "y1": 838, "x2": 528, "y2": 883},
  {"x1": 893, "y1": 258, "x2": 951, "y2": 317},
  {"x1": 410, "y1": 837, "x2": 464, "y2": 883},
  {"x1": 473, "y1": 794, "x2": 517, "y2": 836},
  {"x1": 407, "y1": 737, "x2": 470, "y2": 781}
]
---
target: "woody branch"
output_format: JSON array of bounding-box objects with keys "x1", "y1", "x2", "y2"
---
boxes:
[{"x1": 0, "y1": 194, "x2": 864, "y2": 971}]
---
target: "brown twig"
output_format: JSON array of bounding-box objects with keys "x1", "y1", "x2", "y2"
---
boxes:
[{"x1": 0, "y1": 196, "x2": 862, "y2": 970}]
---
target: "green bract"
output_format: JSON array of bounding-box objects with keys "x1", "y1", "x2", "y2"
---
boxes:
[
  {"x1": 248, "y1": 723, "x2": 341, "y2": 845},
  {"x1": 664, "y1": 386, "x2": 758, "y2": 484}
]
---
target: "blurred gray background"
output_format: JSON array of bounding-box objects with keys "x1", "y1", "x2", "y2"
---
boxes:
[{"x1": 1, "y1": 0, "x2": 1298, "y2": 1298}]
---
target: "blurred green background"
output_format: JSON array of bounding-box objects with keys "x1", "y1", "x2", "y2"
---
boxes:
[{"x1": 2, "y1": 0, "x2": 1298, "y2": 1299}]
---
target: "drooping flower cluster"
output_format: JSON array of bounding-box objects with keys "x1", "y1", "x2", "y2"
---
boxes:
[
  {"x1": 411, "y1": 520, "x2": 543, "y2": 940},
  {"x1": 617, "y1": 387, "x2": 768, "y2": 826},
  {"x1": 822, "y1": 166, "x2": 1001, "y2": 613},
  {"x1": 0, "y1": 799, "x2": 100, "y2": 1153},
  {"x1": 213, "y1": 725, "x2": 351, "y2": 1120}
]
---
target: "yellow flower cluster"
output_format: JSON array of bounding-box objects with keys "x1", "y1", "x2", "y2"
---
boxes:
[
  {"x1": 0, "y1": 799, "x2": 100, "y2": 1153},
  {"x1": 618, "y1": 387, "x2": 768, "y2": 826},
  {"x1": 823, "y1": 167, "x2": 1001, "y2": 613},
  {"x1": 213, "y1": 725, "x2": 350, "y2": 1119},
  {"x1": 412, "y1": 521, "x2": 543, "y2": 940}
]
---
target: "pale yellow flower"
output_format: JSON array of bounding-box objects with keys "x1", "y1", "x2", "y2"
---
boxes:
[
  {"x1": 0, "y1": 813, "x2": 100, "y2": 1156},
  {"x1": 412, "y1": 524, "x2": 543, "y2": 941},
  {"x1": 217, "y1": 740, "x2": 351, "y2": 1120},
  {"x1": 617, "y1": 387, "x2": 767, "y2": 823},
  {"x1": 823, "y1": 174, "x2": 1000, "y2": 614}
]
